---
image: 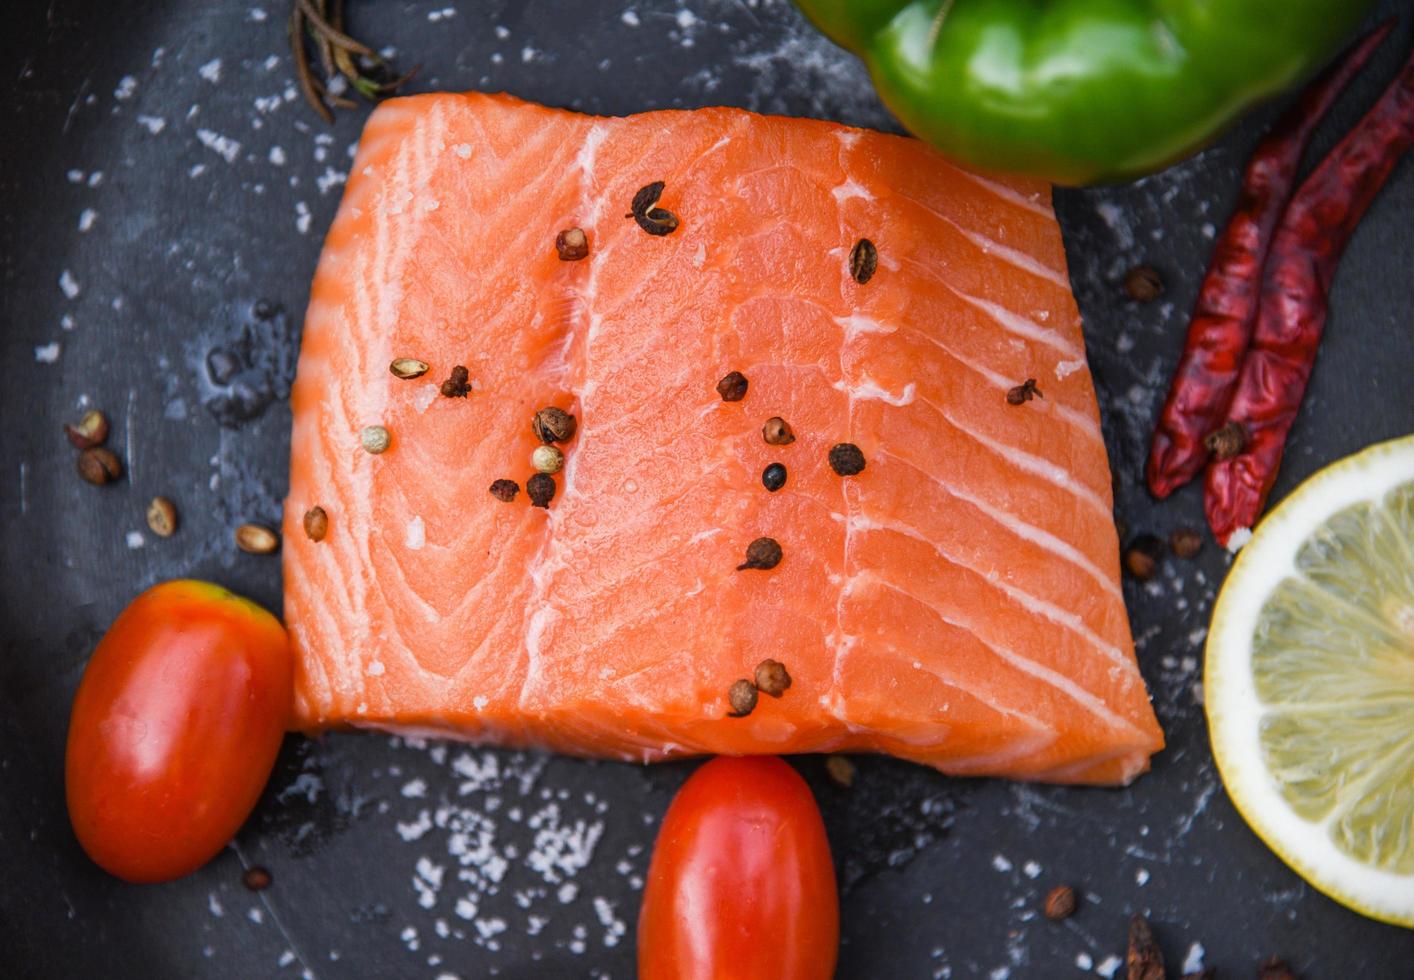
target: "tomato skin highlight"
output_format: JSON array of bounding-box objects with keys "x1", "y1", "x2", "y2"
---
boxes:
[
  {"x1": 638, "y1": 756, "x2": 839, "y2": 980},
  {"x1": 65, "y1": 580, "x2": 292, "y2": 883}
]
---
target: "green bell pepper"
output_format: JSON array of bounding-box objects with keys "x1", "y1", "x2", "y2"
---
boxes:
[{"x1": 794, "y1": 0, "x2": 1377, "y2": 185}]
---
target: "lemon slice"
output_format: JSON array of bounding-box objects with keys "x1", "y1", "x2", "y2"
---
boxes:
[{"x1": 1207, "y1": 435, "x2": 1414, "y2": 928}]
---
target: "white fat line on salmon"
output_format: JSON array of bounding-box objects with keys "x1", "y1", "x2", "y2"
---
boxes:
[
  {"x1": 932, "y1": 730, "x2": 1062, "y2": 774},
  {"x1": 294, "y1": 432, "x2": 393, "y2": 707},
  {"x1": 544, "y1": 125, "x2": 611, "y2": 511},
  {"x1": 1036, "y1": 747, "x2": 1150, "y2": 785},
  {"x1": 943, "y1": 284, "x2": 1083, "y2": 361},
  {"x1": 284, "y1": 603, "x2": 332, "y2": 709},
  {"x1": 839, "y1": 574, "x2": 1067, "y2": 735},
  {"x1": 290, "y1": 427, "x2": 371, "y2": 645},
  {"x1": 943, "y1": 482, "x2": 1119, "y2": 600},
  {"x1": 831, "y1": 177, "x2": 873, "y2": 203},
  {"x1": 952, "y1": 168, "x2": 1057, "y2": 220},
  {"x1": 377, "y1": 539, "x2": 443, "y2": 629},
  {"x1": 523, "y1": 603, "x2": 560, "y2": 688},
  {"x1": 921, "y1": 395, "x2": 1111, "y2": 519},
  {"x1": 517, "y1": 537, "x2": 727, "y2": 682},
  {"x1": 576, "y1": 121, "x2": 609, "y2": 226},
  {"x1": 518, "y1": 539, "x2": 573, "y2": 709},
  {"x1": 902, "y1": 325, "x2": 1104, "y2": 444},
  {"x1": 832, "y1": 313, "x2": 895, "y2": 341},
  {"x1": 306, "y1": 384, "x2": 382, "y2": 674},
  {"x1": 832, "y1": 376, "x2": 916, "y2": 406},
  {"x1": 830, "y1": 319, "x2": 864, "y2": 717},
  {"x1": 702, "y1": 133, "x2": 733, "y2": 159},
  {"x1": 404, "y1": 515, "x2": 426, "y2": 550},
  {"x1": 431, "y1": 530, "x2": 549, "y2": 630},
  {"x1": 854, "y1": 457, "x2": 1134, "y2": 676},
  {"x1": 360, "y1": 114, "x2": 427, "y2": 415},
  {"x1": 863, "y1": 574, "x2": 1146, "y2": 738},
  {"x1": 951, "y1": 226, "x2": 1070, "y2": 290},
  {"x1": 901, "y1": 195, "x2": 1069, "y2": 289},
  {"x1": 649, "y1": 126, "x2": 740, "y2": 215}
]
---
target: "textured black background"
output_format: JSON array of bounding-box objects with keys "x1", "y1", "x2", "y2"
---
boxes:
[{"x1": 3, "y1": 2, "x2": 1412, "y2": 978}]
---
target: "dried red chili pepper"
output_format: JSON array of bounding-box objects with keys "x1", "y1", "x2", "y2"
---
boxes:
[
  {"x1": 1146, "y1": 22, "x2": 1394, "y2": 499},
  {"x1": 1207, "y1": 40, "x2": 1414, "y2": 547}
]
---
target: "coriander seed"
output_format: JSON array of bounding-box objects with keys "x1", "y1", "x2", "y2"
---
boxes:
[
  {"x1": 146, "y1": 497, "x2": 177, "y2": 537},
  {"x1": 304, "y1": 506, "x2": 329, "y2": 541},
  {"x1": 65, "y1": 410, "x2": 110, "y2": 449},
  {"x1": 360, "y1": 425, "x2": 391, "y2": 454},
  {"x1": 532, "y1": 445, "x2": 565, "y2": 474},
  {"x1": 77, "y1": 447, "x2": 122, "y2": 486}
]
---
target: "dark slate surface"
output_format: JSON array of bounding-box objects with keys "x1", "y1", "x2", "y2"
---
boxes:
[{"x1": 2, "y1": 2, "x2": 1412, "y2": 978}]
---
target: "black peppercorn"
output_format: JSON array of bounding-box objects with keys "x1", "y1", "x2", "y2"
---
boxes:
[
  {"x1": 761, "y1": 463, "x2": 787, "y2": 493},
  {"x1": 828, "y1": 443, "x2": 866, "y2": 477},
  {"x1": 737, "y1": 537, "x2": 782, "y2": 571}
]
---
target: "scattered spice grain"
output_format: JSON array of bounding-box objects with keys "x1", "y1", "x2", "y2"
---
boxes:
[
  {"x1": 389, "y1": 358, "x2": 429, "y2": 379},
  {"x1": 235, "y1": 524, "x2": 279, "y2": 555},
  {"x1": 527, "y1": 473, "x2": 556, "y2": 508},
  {"x1": 532, "y1": 407, "x2": 577, "y2": 444},
  {"x1": 1043, "y1": 885, "x2": 1077, "y2": 921},
  {"x1": 849, "y1": 238, "x2": 878, "y2": 284},
  {"x1": 440, "y1": 365, "x2": 471, "y2": 398},
  {"x1": 1007, "y1": 379, "x2": 1043, "y2": 405},
  {"x1": 727, "y1": 679, "x2": 758, "y2": 717},
  {"x1": 762, "y1": 416, "x2": 795, "y2": 445},
  {"x1": 737, "y1": 537, "x2": 782, "y2": 571},
  {"x1": 65, "y1": 410, "x2": 110, "y2": 449},
  {"x1": 77, "y1": 447, "x2": 122, "y2": 486},
  {"x1": 828, "y1": 443, "x2": 866, "y2": 476},
  {"x1": 716, "y1": 371, "x2": 748, "y2": 403},
  {"x1": 555, "y1": 227, "x2": 589, "y2": 261},
  {"x1": 489, "y1": 479, "x2": 520, "y2": 503},
  {"x1": 753, "y1": 659, "x2": 791, "y2": 697},
  {"x1": 304, "y1": 505, "x2": 329, "y2": 541},
  {"x1": 146, "y1": 497, "x2": 177, "y2": 538}
]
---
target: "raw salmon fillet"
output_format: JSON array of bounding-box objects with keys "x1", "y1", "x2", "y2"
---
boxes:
[{"x1": 284, "y1": 92, "x2": 1164, "y2": 785}]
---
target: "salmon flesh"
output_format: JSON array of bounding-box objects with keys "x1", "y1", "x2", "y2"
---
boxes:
[{"x1": 283, "y1": 93, "x2": 1164, "y2": 786}]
